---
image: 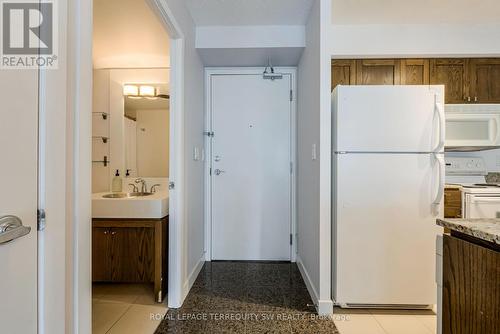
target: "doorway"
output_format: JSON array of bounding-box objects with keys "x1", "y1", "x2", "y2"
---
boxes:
[
  {"x1": 205, "y1": 68, "x2": 297, "y2": 261},
  {"x1": 91, "y1": 0, "x2": 172, "y2": 332}
]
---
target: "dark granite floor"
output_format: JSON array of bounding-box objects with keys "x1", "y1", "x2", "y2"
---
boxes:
[{"x1": 155, "y1": 261, "x2": 338, "y2": 333}]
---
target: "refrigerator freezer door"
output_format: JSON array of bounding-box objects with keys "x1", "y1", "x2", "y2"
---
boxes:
[
  {"x1": 333, "y1": 85, "x2": 445, "y2": 153},
  {"x1": 333, "y1": 153, "x2": 443, "y2": 306}
]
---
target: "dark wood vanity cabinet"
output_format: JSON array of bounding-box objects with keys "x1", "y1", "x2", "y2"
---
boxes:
[
  {"x1": 442, "y1": 234, "x2": 500, "y2": 334},
  {"x1": 92, "y1": 216, "x2": 168, "y2": 302}
]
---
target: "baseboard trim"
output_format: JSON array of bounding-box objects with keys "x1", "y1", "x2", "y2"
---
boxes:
[
  {"x1": 181, "y1": 254, "x2": 205, "y2": 303},
  {"x1": 296, "y1": 256, "x2": 333, "y2": 316}
]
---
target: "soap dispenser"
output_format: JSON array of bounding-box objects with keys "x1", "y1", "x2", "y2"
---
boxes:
[{"x1": 112, "y1": 169, "x2": 123, "y2": 192}]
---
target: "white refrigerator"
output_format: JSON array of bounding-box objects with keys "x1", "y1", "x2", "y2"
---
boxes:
[{"x1": 332, "y1": 85, "x2": 445, "y2": 308}]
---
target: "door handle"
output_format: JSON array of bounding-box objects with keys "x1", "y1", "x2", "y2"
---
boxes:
[
  {"x1": 433, "y1": 94, "x2": 445, "y2": 152},
  {"x1": 433, "y1": 153, "x2": 445, "y2": 207},
  {"x1": 214, "y1": 169, "x2": 226, "y2": 176},
  {"x1": 0, "y1": 215, "x2": 31, "y2": 245}
]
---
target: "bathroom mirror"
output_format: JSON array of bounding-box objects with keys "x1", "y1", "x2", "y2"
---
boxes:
[{"x1": 123, "y1": 83, "x2": 169, "y2": 177}]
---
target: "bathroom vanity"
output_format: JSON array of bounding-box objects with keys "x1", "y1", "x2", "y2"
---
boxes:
[
  {"x1": 92, "y1": 216, "x2": 168, "y2": 302},
  {"x1": 92, "y1": 188, "x2": 169, "y2": 302}
]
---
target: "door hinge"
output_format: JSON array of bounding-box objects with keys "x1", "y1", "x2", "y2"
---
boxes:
[
  {"x1": 290, "y1": 90, "x2": 293, "y2": 101},
  {"x1": 290, "y1": 233, "x2": 293, "y2": 245},
  {"x1": 37, "y1": 209, "x2": 46, "y2": 231},
  {"x1": 204, "y1": 131, "x2": 214, "y2": 138},
  {"x1": 290, "y1": 162, "x2": 293, "y2": 174}
]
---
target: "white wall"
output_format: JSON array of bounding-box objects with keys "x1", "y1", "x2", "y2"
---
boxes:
[
  {"x1": 161, "y1": 0, "x2": 206, "y2": 308},
  {"x1": 330, "y1": 24, "x2": 500, "y2": 58},
  {"x1": 93, "y1": 0, "x2": 170, "y2": 68},
  {"x1": 296, "y1": 0, "x2": 333, "y2": 315},
  {"x1": 135, "y1": 108, "x2": 170, "y2": 177}
]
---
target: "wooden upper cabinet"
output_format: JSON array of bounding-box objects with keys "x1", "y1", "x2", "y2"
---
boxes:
[
  {"x1": 401, "y1": 59, "x2": 429, "y2": 85},
  {"x1": 331, "y1": 60, "x2": 356, "y2": 91},
  {"x1": 356, "y1": 59, "x2": 401, "y2": 85},
  {"x1": 430, "y1": 59, "x2": 468, "y2": 104},
  {"x1": 469, "y1": 59, "x2": 500, "y2": 103}
]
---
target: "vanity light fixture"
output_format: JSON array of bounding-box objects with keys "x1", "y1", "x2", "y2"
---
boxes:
[
  {"x1": 123, "y1": 84, "x2": 139, "y2": 97},
  {"x1": 123, "y1": 84, "x2": 158, "y2": 99},
  {"x1": 139, "y1": 85, "x2": 156, "y2": 97}
]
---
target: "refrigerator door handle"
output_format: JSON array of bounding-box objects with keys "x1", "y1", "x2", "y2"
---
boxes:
[
  {"x1": 434, "y1": 95, "x2": 445, "y2": 152},
  {"x1": 433, "y1": 153, "x2": 445, "y2": 206}
]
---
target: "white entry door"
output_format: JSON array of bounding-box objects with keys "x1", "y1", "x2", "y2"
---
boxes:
[
  {"x1": 0, "y1": 69, "x2": 39, "y2": 331},
  {"x1": 210, "y1": 71, "x2": 293, "y2": 261}
]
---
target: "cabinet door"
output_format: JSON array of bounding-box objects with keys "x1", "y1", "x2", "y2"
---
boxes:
[
  {"x1": 401, "y1": 59, "x2": 429, "y2": 85},
  {"x1": 444, "y1": 188, "x2": 462, "y2": 218},
  {"x1": 356, "y1": 59, "x2": 401, "y2": 85},
  {"x1": 331, "y1": 60, "x2": 356, "y2": 91},
  {"x1": 430, "y1": 59, "x2": 468, "y2": 104},
  {"x1": 443, "y1": 235, "x2": 500, "y2": 334},
  {"x1": 92, "y1": 227, "x2": 112, "y2": 281},
  {"x1": 469, "y1": 59, "x2": 500, "y2": 103},
  {"x1": 109, "y1": 227, "x2": 155, "y2": 282}
]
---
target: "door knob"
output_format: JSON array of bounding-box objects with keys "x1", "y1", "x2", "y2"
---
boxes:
[
  {"x1": 0, "y1": 215, "x2": 31, "y2": 245},
  {"x1": 214, "y1": 169, "x2": 226, "y2": 176}
]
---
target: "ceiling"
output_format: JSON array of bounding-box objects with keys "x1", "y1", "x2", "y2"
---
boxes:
[
  {"x1": 93, "y1": 0, "x2": 170, "y2": 68},
  {"x1": 332, "y1": 0, "x2": 500, "y2": 24},
  {"x1": 185, "y1": 0, "x2": 315, "y2": 26}
]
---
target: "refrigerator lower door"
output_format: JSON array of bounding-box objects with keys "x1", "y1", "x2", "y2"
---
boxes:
[{"x1": 333, "y1": 153, "x2": 443, "y2": 307}]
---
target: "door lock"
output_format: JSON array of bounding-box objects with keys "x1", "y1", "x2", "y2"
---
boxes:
[{"x1": 214, "y1": 169, "x2": 226, "y2": 176}]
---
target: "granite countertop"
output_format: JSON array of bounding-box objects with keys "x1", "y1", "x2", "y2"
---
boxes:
[{"x1": 437, "y1": 218, "x2": 500, "y2": 245}]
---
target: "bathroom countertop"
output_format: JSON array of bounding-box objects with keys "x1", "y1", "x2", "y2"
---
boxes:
[
  {"x1": 92, "y1": 190, "x2": 169, "y2": 219},
  {"x1": 436, "y1": 218, "x2": 500, "y2": 245}
]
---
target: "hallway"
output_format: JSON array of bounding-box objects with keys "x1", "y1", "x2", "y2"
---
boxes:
[{"x1": 154, "y1": 261, "x2": 339, "y2": 333}]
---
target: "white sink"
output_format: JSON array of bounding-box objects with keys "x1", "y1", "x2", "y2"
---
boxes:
[{"x1": 92, "y1": 190, "x2": 169, "y2": 219}]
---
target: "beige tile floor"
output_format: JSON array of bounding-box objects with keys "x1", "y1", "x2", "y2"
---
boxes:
[
  {"x1": 92, "y1": 283, "x2": 168, "y2": 334},
  {"x1": 332, "y1": 308, "x2": 437, "y2": 334}
]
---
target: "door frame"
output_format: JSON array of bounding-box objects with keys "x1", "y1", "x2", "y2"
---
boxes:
[
  {"x1": 204, "y1": 67, "x2": 298, "y2": 262},
  {"x1": 57, "y1": 0, "x2": 187, "y2": 331}
]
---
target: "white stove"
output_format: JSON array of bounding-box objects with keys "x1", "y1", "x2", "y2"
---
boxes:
[{"x1": 446, "y1": 157, "x2": 500, "y2": 218}]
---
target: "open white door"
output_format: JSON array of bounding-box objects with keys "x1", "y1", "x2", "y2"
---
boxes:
[
  {"x1": 209, "y1": 71, "x2": 293, "y2": 261},
  {"x1": 0, "y1": 69, "x2": 39, "y2": 331}
]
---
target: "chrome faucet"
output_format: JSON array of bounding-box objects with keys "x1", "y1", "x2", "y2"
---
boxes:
[
  {"x1": 128, "y1": 183, "x2": 138, "y2": 192},
  {"x1": 150, "y1": 184, "x2": 161, "y2": 193},
  {"x1": 134, "y1": 178, "x2": 147, "y2": 193}
]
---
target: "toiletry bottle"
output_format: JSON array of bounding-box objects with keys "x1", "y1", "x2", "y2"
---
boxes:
[{"x1": 112, "y1": 170, "x2": 123, "y2": 192}]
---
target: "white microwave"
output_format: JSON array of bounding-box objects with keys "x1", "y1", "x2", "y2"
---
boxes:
[{"x1": 445, "y1": 104, "x2": 500, "y2": 151}]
